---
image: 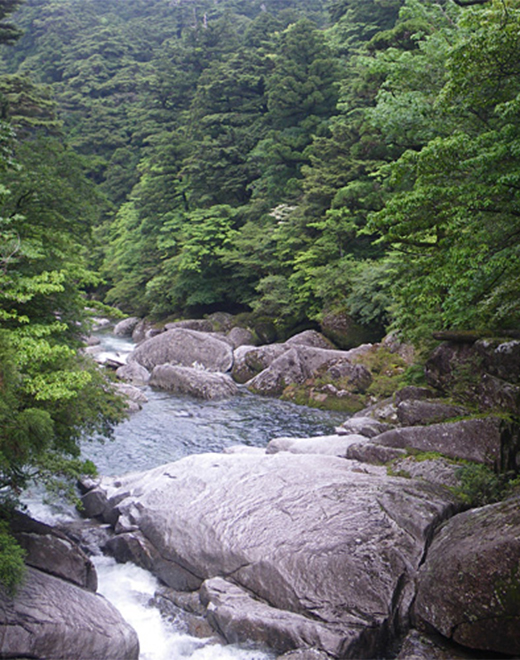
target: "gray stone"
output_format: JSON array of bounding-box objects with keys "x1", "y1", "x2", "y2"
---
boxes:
[
  {"x1": 116, "y1": 361, "x2": 151, "y2": 385},
  {"x1": 285, "y1": 330, "x2": 335, "y2": 349},
  {"x1": 394, "y1": 387, "x2": 439, "y2": 404},
  {"x1": 10, "y1": 512, "x2": 97, "y2": 592},
  {"x1": 0, "y1": 567, "x2": 139, "y2": 660},
  {"x1": 247, "y1": 348, "x2": 307, "y2": 395},
  {"x1": 266, "y1": 434, "x2": 368, "y2": 457},
  {"x1": 325, "y1": 360, "x2": 372, "y2": 393},
  {"x1": 131, "y1": 319, "x2": 160, "y2": 344},
  {"x1": 414, "y1": 496, "x2": 520, "y2": 656},
  {"x1": 226, "y1": 326, "x2": 256, "y2": 349},
  {"x1": 388, "y1": 457, "x2": 461, "y2": 489},
  {"x1": 277, "y1": 650, "x2": 332, "y2": 660},
  {"x1": 231, "y1": 344, "x2": 288, "y2": 384},
  {"x1": 396, "y1": 400, "x2": 468, "y2": 426},
  {"x1": 373, "y1": 417, "x2": 519, "y2": 470},
  {"x1": 475, "y1": 338, "x2": 520, "y2": 384},
  {"x1": 93, "y1": 452, "x2": 459, "y2": 658},
  {"x1": 396, "y1": 629, "x2": 474, "y2": 659},
  {"x1": 164, "y1": 318, "x2": 214, "y2": 332},
  {"x1": 346, "y1": 442, "x2": 407, "y2": 465},
  {"x1": 335, "y1": 416, "x2": 392, "y2": 438},
  {"x1": 149, "y1": 364, "x2": 238, "y2": 400},
  {"x1": 113, "y1": 316, "x2": 140, "y2": 336},
  {"x1": 114, "y1": 383, "x2": 148, "y2": 412},
  {"x1": 478, "y1": 372, "x2": 520, "y2": 415},
  {"x1": 424, "y1": 341, "x2": 479, "y2": 393},
  {"x1": 353, "y1": 398, "x2": 399, "y2": 424},
  {"x1": 130, "y1": 328, "x2": 234, "y2": 372}
]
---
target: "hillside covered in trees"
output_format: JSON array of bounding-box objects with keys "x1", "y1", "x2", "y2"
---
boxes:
[{"x1": 3, "y1": 0, "x2": 518, "y2": 347}]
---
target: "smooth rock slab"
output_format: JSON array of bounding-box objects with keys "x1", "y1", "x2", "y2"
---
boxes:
[
  {"x1": 414, "y1": 496, "x2": 520, "y2": 656},
  {"x1": 0, "y1": 566, "x2": 139, "y2": 660},
  {"x1": 86, "y1": 452, "x2": 459, "y2": 658},
  {"x1": 130, "y1": 328, "x2": 233, "y2": 372}
]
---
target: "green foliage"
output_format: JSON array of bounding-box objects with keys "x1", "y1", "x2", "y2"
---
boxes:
[
  {"x1": 453, "y1": 464, "x2": 513, "y2": 508},
  {"x1": 0, "y1": 519, "x2": 25, "y2": 596}
]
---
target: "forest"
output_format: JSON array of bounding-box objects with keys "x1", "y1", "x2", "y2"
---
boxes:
[{"x1": 0, "y1": 0, "x2": 519, "y2": 585}]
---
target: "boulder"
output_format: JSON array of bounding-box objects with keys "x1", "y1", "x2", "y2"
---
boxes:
[
  {"x1": 414, "y1": 496, "x2": 520, "y2": 656},
  {"x1": 131, "y1": 319, "x2": 159, "y2": 344},
  {"x1": 477, "y1": 373, "x2": 520, "y2": 415},
  {"x1": 424, "y1": 341, "x2": 478, "y2": 394},
  {"x1": 373, "y1": 416, "x2": 520, "y2": 470},
  {"x1": 475, "y1": 338, "x2": 520, "y2": 384},
  {"x1": 320, "y1": 310, "x2": 379, "y2": 350},
  {"x1": 324, "y1": 360, "x2": 372, "y2": 393},
  {"x1": 285, "y1": 330, "x2": 335, "y2": 349},
  {"x1": 277, "y1": 651, "x2": 332, "y2": 660},
  {"x1": 114, "y1": 382, "x2": 148, "y2": 411},
  {"x1": 149, "y1": 364, "x2": 238, "y2": 400},
  {"x1": 247, "y1": 348, "x2": 307, "y2": 396},
  {"x1": 226, "y1": 326, "x2": 256, "y2": 349},
  {"x1": 86, "y1": 452, "x2": 459, "y2": 658},
  {"x1": 246, "y1": 344, "x2": 373, "y2": 397},
  {"x1": 396, "y1": 400, "x2": 468, "y2": 427},
  {"x1": 396, "y1": 629, "x2": 474, "y2": 659},
  {"x1": 335, "y1": 416, "x2": 392, "y2": 438},
  {"x1": 164, "y1": 319, "x2": 214, "y2": 333},
  {"x1": 113, "y1": 316, "x2": 140, "y2": 336},
  {"x1": 231, "y1": 344, "x2": 288, "y2": 384},
  {"x1": 115, "y1": 361, "x2": 150, "y2": 385},
  {"x1": 130, "y1": 328, "x2": 234, "y2": 372},
  {"x1": 10, "y1": 511, "x2": 97, "y2": 592},
  {"x1": 394, "y1": 387, "x2": 440, "y2": 404},
  {"x1": 0, "y1": 566, "x2": 139, "y2": 660},
  {"x1": 346, "y1": 442, "x2": 407, "y2": 465},
  {"x1": 266, "y1": 434, "x2": 370, "y2": 458}
]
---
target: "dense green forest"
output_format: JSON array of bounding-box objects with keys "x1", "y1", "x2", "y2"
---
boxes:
[
  {"x1": 1, "y1": 0, "x2": 520, "y2": 584},
  {"x1": 5, "y1": 0, "x2": 519, "y2": 346}
]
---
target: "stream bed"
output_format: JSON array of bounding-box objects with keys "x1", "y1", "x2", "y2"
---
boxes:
[{"x1": 27, "y1": 330, "x2": 347, "y2": 660}]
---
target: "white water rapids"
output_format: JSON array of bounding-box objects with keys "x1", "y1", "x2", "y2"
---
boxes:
[{"x1": 26, "y1": 329, "x2": 346, "y2": 659}]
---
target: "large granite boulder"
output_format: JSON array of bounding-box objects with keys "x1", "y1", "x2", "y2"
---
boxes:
[
  {"x1": 130, "y1": 328, "x2": 233, "y2": 372},
  {"x1": 114, "y1": 382, "x2": 148, "y2": 412},
  {"x1": 285, "y1": 330, "x2": 335, "y2": 349},
  {"x1": 396, "y1": 400, "x2": 468, "y2": 426},
  {"x1": 113, "y1": 316, "x2": 140, "y2": 336},
  {"x1": 414, "y1": 496, "x2": 520, "y2": 656},
  {"x1": 116, "y1": 360, "x2": 150, "y2": 385},
  {"x1": 82, "y1": 452, "x2": 459, "y2": 658},
  {"x1": 266, "y1": 433, "x2": 369, "y2": 457},
  {"x1": 372, "y1": 416, "x2": 520, "y2": 471},
  {"x1": 164, "y1": 319, "x2": 214, "y2": 332},
  {"x1": 149, "y1": 364, "x2": 239, "y2": 400},
  {"x1": 246, "y1": 344, "x2": 372, "y2": 396},
  {"x1": 0, "y1": 566, "x2": 139, "y2": 660},
  {"x1": 231, "y1": 344, "x2": 288, "y2": 384}
]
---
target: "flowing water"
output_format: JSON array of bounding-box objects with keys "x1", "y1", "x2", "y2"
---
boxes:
[{"x1": 28, "y1": 329, "x2": 348, "y2": 660}]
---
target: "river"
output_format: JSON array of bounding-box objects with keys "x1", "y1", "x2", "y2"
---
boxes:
[{"x1": 27, "y1": 329, "x2": 347, "y2": 660}]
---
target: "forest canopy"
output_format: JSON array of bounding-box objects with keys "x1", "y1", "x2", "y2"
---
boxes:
[{"x1": 4, "y1": 0, "x2": 518, "y2": 346}]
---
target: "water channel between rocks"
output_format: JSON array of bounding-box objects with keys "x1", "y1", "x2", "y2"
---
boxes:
[{"x1": 27, "y1": 330, "x2": 348, "y2": 660}]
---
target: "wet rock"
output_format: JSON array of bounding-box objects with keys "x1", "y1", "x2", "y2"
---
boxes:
[
  {"x1": 116, "y1": 361, "x2": 150, "y2": 385},
  {"x1": 113, "y1": 316, "x2": 140, "y2": 336},
  {"x1": 149, "y1": 364, "x2": 238, "y2": 400},
  {"x1": 0, "y1": 566, "x2": 139, "y2": 660},
  {"x1": 373, "y1": 416, "x2": 520, "y2": 470},
  {"x1": 414, "y1": 496, "x2": 520, "y2": 656},
  {"x1": 114, "y1": 382, "x2": 148, "y2": 411},
  {"x1": 266, "y1": 433, "x2": 368, "y2": 457},
  {"x1": 92, "y1": 452, "x2": 459, "y2": 658},
  {"x1": 10, "y1": 511, "x2": 97, "y2": 592},
  {"x1": 396, "y1": 400, "x2": 468, "y2": 427},
  {"x1": 130, "y1": 328, "x2": 234, "y2": 372}
]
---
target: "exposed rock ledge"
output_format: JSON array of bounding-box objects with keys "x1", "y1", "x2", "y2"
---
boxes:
[{"x1": 81, "y1": 451, "x2": 459, "y2": 658}]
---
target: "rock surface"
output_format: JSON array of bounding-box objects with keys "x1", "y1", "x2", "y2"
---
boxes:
[
  {"x1": 114, "y1": 382, "x2": 148, "y2": 411},
  {"x1": 266, "y1": 433, "x2": 369, "y2": 457},
  {"x1": 0, "y1": 566, "x2": 139, "y2": 660},
  {"x1": 373, "y1": 416, "x2": 519, "y2": 470},
  {"x1": 82, "y1": 452, "x2": 459, "y2": 658},
  {"x1": 130, "y1": 328, "x2": 234, "y2": 372},
  {"x1": 149, "y1": 364, "x2": 239, "y2": 400},
  {"x1": 115, "y1": 360, "x2": 151, "y2": 385},
  {"x1": 414, "y1": 496, "x2": 520, "y2": 655},
  {"x1": 113, "y1": 316, "x2": 140, "y2": 336},
  {"x1": 396, "y1": 400, "x2": 468, "y2": 426}
]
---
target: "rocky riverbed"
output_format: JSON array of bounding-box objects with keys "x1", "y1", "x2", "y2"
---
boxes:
[{"x1": 1, "y1": 318, "x2": 519, "y2": 659}]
